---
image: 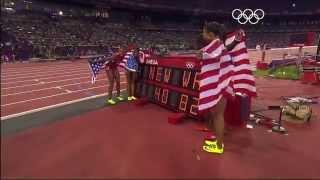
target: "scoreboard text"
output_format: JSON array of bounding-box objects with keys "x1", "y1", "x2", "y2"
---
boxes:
[{"x1": 135, "y1": 56, "x2": 201, "y2": 116}]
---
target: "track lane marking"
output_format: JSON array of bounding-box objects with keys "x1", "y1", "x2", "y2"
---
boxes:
[
  {"x1": 1, "y1": 89, "x2": 126, "y2": 121},
  {"x1": 1, "y1": 64, "x2": 87, "y2": 73},
  {"x1": 1, "y1": 72, "x2": 91, "y2": 85},
  {"x1": 2, "y1": 71, "x2": 126, "y2": 86},
  {"x1": 1, "y1": 66, "x2": 87, "y2": 76},
  {"x1": 2, "y1": 68, "x2": 89, "y2": 79},
  {"x1": 1, "y1": 63, "x2": 87, "y2": 73},
  {"x1": 1, "y1": 82, "x2": 127, "y2": 107},
  {"x1": 1, "y1": 76, "x2": 127, "y2": 97},
  {"x1": 1, "y1": 74, "x2": 125, "y2": 91},
  {"x1": 65, "y1": 89, "x2": 73, "y2": 93}
]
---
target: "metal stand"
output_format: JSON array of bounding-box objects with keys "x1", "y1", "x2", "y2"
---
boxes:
[
  {"x1": 250, "y1": 106, "x2": 287, "y2": 134},
  {"x1": 271, "y1": 108, "x2": 287, "y2": 134}
]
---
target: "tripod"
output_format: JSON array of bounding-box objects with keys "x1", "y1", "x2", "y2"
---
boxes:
[{"x1": 250, "y1": 106, "x2": 287, "y2": 134}]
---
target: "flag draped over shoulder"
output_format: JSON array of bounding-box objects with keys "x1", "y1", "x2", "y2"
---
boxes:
[
  {"x1": 198, "y1": 39, "x2": 234, "y2": 112},
  {"x1": 119, "y1": 50, "x2": 145, "y2": 71},
  {"x1": 225, "y1": 29, "x2": 257, "y2": 97},
  {"x1": 119, "y1": 51, "x2": 133, "y2": 70},
  {"x1": 88, "y1": 56, "x2": 108, "y2": 84}
]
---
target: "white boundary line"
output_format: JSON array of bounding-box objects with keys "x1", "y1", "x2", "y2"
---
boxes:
[
  {"x1": 1, "y1": 67, "x2": 89, "y2": 79},
  {"x1": 1, "y1": 76, "x2": 90, "y2": 90},
  {"x1": 1, "y1": 65, "x2": 87, "y2": 75},
  {"x1": 269, "y1": 45, "x2": 317, "y2": 51},
  {"x1": 0, "y1": 59, "x2": 87, "y2": 69},
  {"x1": 1, "y1": 79, "x2": 107, "y2": 97},
  {"x1": 2, "y1": 74, "x2": 127, "y2": 97},
  {"x1": 1, "y1": 72, "x2": 90, "y2": 85},
  {"x1": 1, "y1": 82, "x2": 127, "y2": 107},
  {"x1": 1, "y1": 64, "x2": 83, "y2": 74},
  {"x1": 1, "y1": 63, "x2": 85, "y2": 71},
  {"x1": 1, "y1": 73, "x2": 125, "y2": 90},
  {"x1": 1, "y1": 89, "x2": 126, "y2": 121},
  {"x1": 1, "y1": 70, "x2": 89, "y2": 84}
]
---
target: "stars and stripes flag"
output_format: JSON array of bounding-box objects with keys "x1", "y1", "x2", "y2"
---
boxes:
[
  {"x1": 88, "y1": 56, "x2": 108, "y2": 84},
  {"x1": 225, "y1": 29, "x2": 257, "y2": 97},
  {"x1": 119, "y1": 50, "x2": 133, "y2": 70},
  {"x1": 119, "y1": 50, "x2": 146, "y2": 71},
  {"x1": 198, "y1": 39, "x2": 234, "y2": 112}
]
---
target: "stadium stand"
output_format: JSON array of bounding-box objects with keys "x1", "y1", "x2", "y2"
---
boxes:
[{"x1": 1, "y1": 1, "x2": 319, "y2": 61}]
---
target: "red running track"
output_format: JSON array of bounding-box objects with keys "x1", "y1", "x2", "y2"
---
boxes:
[{"x1": 1, "y1": 60, "x2": 127, "y2": 119}]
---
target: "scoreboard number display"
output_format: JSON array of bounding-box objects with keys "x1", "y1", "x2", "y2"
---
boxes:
[{"x1": 135, "y1": 56, "x2": 201, "y2": 116}]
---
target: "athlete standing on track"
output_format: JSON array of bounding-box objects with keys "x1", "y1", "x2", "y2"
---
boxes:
[
  {"x1": 198, "y1": 22, "x2": 234, "y2": 154},
  {"x1": 125, "y1": 48, "x2": 139, "y2": 101},
  {"x1": 105, "y1": 46, "x2": 125, "y2": 105}
]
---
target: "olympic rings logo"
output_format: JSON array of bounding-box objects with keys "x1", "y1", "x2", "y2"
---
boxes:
[
  {"x1": 232, "y1": 9, "x2": 265, "y2": 25},
  {"x1": 186, "y1": 62, "x2": 195, "y2": 69}
]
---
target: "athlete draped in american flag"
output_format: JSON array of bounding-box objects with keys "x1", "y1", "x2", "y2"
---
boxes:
[
  {"x1": 123, "y1": 48, "x2": 139, "y2": 101},
  {"x1": 198, "y1": 22, "x2": 234, "y2": 154},
  {"x1": 119, "y1": 46, "x2": 146, "y2": 101}
]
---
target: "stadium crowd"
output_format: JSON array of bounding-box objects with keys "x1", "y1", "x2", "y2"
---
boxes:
[{"x1": 1, "y1": 10, "x2": 319, "y2": 62}]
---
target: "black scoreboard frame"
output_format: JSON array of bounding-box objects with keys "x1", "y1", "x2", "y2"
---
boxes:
[{"x1": 135, "y1": 56, "x2": 201, "y2": 118}]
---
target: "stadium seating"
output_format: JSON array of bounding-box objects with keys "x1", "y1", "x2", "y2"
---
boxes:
[{"x1": 1, "y1": 10, "x2": 319, "y2": 61}]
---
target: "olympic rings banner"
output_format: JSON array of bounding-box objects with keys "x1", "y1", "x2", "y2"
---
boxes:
[{"x1": 232, "y1": 9, "x2": 265, "y2": 24}]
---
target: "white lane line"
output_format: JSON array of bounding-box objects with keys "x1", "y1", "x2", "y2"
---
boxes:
[
  {"x1": 1, "y1": 82, "x2": 127, "y2": 107},
  {"x1": 2, "y1": 68, "x2": 89, "y2": 79},
  {"x1": 1, "y1": 63, "x2": 86, "y2": 73},
  {"x1": 1, "y1": 77, "x2": 89, "y2": 90},
  {"x1": 1, "y1": 66, "x2": 87, "y2": 76},
  {"x1": 1, "y1": 73, "x2": 125, "y2": 90},
  {"x1": 0, "y1": 89, "x2": 126, "y2": 121},
  {"x1": 1, "y1": 64, "x2": 86, "y2": 72},
  {"x1": 65, "y1": 89, "x2": 73, "y2": 93},
  {"x1": 2, "y1": 82, "x2": 42, "y2": 90},
  {"x1": 2, "y1": 78, "x2": 106, "y2": 96},
  {"x1": 1, "y1": 71, "x2": 90, "y2": 85}
]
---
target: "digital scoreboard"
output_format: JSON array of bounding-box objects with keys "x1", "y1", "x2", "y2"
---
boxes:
[
  {"x1": 135, "y1": 54, "x2": 201, "y2": 117},
  {"x1": 135, "y1": 52, "x2": 253, "y2": 126}
]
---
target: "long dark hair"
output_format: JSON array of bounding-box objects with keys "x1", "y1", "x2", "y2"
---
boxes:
[
  {"x1": 196, "y1": 34, "x2": 207, "y2": 49},
  {"x1": 204, "y1": 21, "x2": 224, "y2": 38}
]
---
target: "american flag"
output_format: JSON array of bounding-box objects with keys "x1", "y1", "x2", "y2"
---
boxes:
[
  {"x1": 225, "y1": 29, "x2": 257, "y2": 97},
  {"x1": 119, "y1": 50, "x2": 134, "y2": 69},
  {"x1": 88, "y1": 56, "x2": 107, "y2": 84},
  {"x1": 119, "y1": 50, "x2": 146, "y2": 70},
  {"x1": 198, "y1": 39, "x2": 234, "y2": 112}
]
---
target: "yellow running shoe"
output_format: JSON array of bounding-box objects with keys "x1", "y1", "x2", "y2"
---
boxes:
[
  {"x1": 203, "y1": 143, "x2": 224, "y2": 154},
  {"x1": 204, "y1": 140, "x2": 217, "y2": 146},
  {"x1": 107, "y1": 99, "x2": 116, "y2": 105},
  {"x1": 131, "y1": 96, "x2": 137, "y2": 100},
  {"x1": 117, "y1": 96, "x2": 124, "y2": 101},
  {"x1": 204, "y1": 140, "x2": 224, "y2": 148},
  {"x1": 128, "y1": 96, "x2": 133, "y2": 101}
]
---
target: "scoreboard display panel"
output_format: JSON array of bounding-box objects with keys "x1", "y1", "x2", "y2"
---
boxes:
[{"x1": 135, "y1": 54, "x2": 201, "y2": 117}]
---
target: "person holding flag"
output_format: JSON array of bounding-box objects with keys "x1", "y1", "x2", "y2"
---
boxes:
[
  {"x1": 119, "y1": 45, "x2": 140, "y2": 101},
  {"x1": 125, "y1": 48, "x2": 139, "y2": 101},
  {"x1": 105, "y1": 46, "x2": 125, "y2": 105},
  {"x1": 198, "y1": 22, "x2": 234, "y2": 154}
]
